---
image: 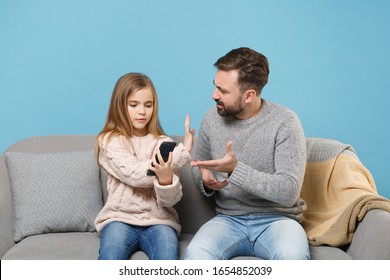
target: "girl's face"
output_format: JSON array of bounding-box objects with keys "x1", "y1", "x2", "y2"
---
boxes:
[{"x1": 127, "y1": 87, "x2": 154, "y2": 136}]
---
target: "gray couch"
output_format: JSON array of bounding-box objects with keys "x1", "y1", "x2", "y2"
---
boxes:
[{"x1": 1, "y1": 135, "x2": 390, "y2": 260}]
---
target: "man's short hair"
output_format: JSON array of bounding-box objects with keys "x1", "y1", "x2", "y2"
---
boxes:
[{"x1": 214, "y1": 47, "x2": 270, "y2": 95}]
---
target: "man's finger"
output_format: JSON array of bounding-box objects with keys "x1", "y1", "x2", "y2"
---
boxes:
[
  {"x1": 226, "y1": 140, "x2": 234, "y2": 155},
  {"x1": 207, "y1": 180, "x2": 228, "y2": 190},
  {"x1": 191, "y1": 159, "x2": 219, "y2": 169}
]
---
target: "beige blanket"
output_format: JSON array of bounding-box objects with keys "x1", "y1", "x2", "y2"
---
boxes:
[{"x1": 301, "y1": 148, "x2": 390, "y2": 246}]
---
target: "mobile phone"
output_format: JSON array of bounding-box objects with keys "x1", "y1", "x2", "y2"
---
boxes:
[{"x1": 147, "y1": 141, "x2": 176, "y2": 176}]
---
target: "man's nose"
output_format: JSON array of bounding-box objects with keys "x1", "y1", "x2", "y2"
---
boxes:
[{"x1": 212, "y1": 89, "x2": 220, "y2": 100}]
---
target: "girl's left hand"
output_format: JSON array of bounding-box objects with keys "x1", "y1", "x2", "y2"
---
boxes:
[
  {"x1": 183, "y1": 114, "x2": 195, "y2": 152},
  {"x1": 149, "y1": 149, "x2": 174, "y2": 186}
]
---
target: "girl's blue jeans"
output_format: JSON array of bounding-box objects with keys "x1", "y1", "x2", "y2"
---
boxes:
[
  {"x1": 98, "y1": 221, "x2": 179, "y2": 260},
  {"x1": 184, "y1": 214, "x2": 310, "y2": 260}
]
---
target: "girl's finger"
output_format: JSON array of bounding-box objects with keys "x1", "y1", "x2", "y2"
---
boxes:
[
  {"x1": 185, "y1": 114, "x2": 190, "y2": 132},
  {"x1": 156, "y1": 149, "x2": 164, "y2": 165},
  {"x1": 166, "y1": 151, "x2": 173, "y2": 164}
]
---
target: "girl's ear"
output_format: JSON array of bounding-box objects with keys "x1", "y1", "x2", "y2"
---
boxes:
[{"x1": 244, "y1": 89, "x2": 257, "y2": 103}]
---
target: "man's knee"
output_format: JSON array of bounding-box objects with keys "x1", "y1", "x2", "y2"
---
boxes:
[
  {"x1": 184, "y1": 241, "x2": 218, "y2": 260},
  {"x1": 273, "y1": 246, "x2": 310, "y2": 260}
]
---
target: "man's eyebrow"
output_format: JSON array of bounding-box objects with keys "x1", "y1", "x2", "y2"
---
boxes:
[
  {"x1": 213, "y1": 79, "x2": 220, "y2": 89},
  {"x1": 213, "y1": 80, "x2": 228, "y2": 93}
]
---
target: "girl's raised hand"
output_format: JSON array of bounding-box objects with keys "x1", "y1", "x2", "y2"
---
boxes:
[{"x1": 183, "y1": 114, "x2": 195, "y2": 152}]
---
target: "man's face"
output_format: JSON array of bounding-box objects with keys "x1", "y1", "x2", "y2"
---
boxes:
[{"x1": 212, "y1": 70, "x2": 244, "y2": 117}]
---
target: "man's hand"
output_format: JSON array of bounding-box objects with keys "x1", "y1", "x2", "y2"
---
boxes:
[
  {"x1": 191, "y1": 141, "x2": 237, "y2": 174},
  {"x1": 197, "y1": 165, "x2": 228, "y2": 190}
]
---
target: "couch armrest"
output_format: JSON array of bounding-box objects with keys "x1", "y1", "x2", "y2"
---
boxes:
[
  {"x1": 0, "y1": 155, "x2": 16, "y2": 258},
  {"x1": 347, "y1": 209, "x2": 390, "y2": 259}
]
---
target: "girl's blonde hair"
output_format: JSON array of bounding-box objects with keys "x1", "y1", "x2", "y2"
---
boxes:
[{"x1": 96, "y1": 72, "x2": 165, "y2": 158}]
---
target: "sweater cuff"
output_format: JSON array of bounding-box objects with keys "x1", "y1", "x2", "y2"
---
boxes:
[
  {"x1": 154, "y1": 174, "x2": 182, "y2": 207},
  {"x1": 228, "y1": 161, "x2": 249, "y2": 187},
  {"x1": 173, "y1": 143, "x2": 192, "y2": 170},
  {"x1": 154, "y1": 173, "x2": 179, "y2": 190},
  {"x1": 201, "y1": 185, "x2": 215, "y2": 197}
]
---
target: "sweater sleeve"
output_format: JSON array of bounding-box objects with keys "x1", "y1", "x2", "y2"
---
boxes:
[
  {"x1": 99, "y1": 136, "x2": 154, "y2": 188},
  {"x1": 158, "y1": 137, "x2": 192, "y2": 171},
  {"x1": 154, "y1": 174, "x2": 183, "y2": 207},
  {"x1": 228, "y1": 115, "x2": 307, "y2": 207},
  {"x1": 191, "y1": 115, "x2": 216, "y2": 197}
]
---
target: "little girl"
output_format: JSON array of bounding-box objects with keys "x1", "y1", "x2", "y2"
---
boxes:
[{"x1": 95, "y1": 72, "x2": 195, "y2": 260}]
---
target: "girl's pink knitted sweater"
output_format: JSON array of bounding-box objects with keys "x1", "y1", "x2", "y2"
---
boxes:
[{"x1": 94, "y1": 133, "x2": 191, "y2": 234}]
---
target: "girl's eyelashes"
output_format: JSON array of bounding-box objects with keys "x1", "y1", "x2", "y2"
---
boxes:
[{"x1": 128, "y1": 102, "x2": 153, "y2": 108}]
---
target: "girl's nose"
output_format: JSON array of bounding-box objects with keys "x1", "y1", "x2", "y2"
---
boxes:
[{"x1": 139, "y1": 106, "x2": 146, "y2": 115}]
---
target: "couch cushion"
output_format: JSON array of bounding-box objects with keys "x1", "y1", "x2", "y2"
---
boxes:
[
  {"x1": 309, "y1": 245, "x2": 352, "y2": 260},
  {"x1": 2, "y1": 232, "x2": 100, "y2": 260},
  {"x1": 5, "y1": 150, "x2": 103, "y2": 242}
]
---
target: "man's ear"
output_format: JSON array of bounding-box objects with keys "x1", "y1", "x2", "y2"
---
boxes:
[{"x1": 244, "y1": 89, "x2": 257, "y2": 103}]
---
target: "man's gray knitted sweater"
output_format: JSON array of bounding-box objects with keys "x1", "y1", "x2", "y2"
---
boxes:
[{"x1": 192, "y1": 99, "x2": 307, "y2": 222}]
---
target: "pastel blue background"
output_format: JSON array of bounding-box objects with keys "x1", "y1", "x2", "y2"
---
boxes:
[{"x1": 1, "y1": 0, "x2": 389, "y2": 198}]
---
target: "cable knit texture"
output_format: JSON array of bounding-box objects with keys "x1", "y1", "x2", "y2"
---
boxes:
[
  {"x1": 192, "y1": 99, "x2": 307, "y2": 222},
  {"x1": 95, "y1": 133, "x2": 191, "y2": 234}
]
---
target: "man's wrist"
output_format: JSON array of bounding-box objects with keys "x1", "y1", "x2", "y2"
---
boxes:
[{"x1": 228, "y1": 160, "x2": 237, "y2": 177}]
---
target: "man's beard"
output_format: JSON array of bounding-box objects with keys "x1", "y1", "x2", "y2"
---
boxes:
[{"x1": 216, "y1": 98, "x2": 244, "y2": 117}]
